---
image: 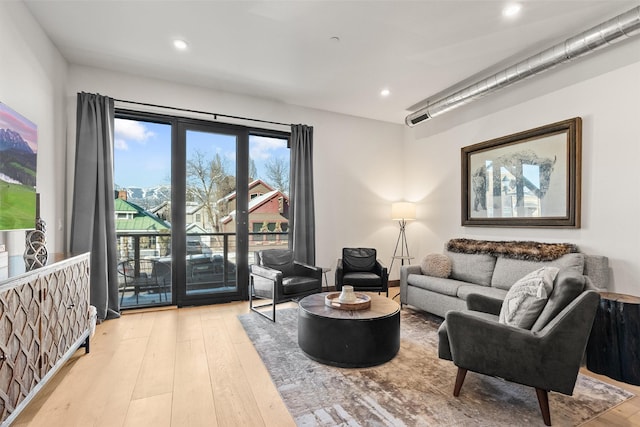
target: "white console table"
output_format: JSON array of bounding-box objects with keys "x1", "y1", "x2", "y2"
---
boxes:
[{"x1": 0, "y1": 252, "x2": 91, "y2": 426}]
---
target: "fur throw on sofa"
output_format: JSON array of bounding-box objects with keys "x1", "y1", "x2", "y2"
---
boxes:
[{"x1": 446, "y1": 238, "x2": 578, "y2": 262}]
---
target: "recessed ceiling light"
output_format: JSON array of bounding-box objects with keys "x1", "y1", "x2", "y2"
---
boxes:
[
  {"x1": 502, "y1": 3, "x2": 522, "y2": 18},
  {"x1": 380, "y1": 88, "x2": 391, "y2": 97},
  {"x1": 173, "y1": 39, "x2": 189, "y2": 51}
]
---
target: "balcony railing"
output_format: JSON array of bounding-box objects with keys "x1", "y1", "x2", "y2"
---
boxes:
[
  {"x1": 115, "y1": 231, "x2": 289, "y2": 308},
  {"x1": 116, "y1": 231, "x2": 289, "y2": 261}
]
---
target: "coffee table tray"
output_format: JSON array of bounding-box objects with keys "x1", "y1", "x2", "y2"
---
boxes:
[{"x1": 325, "y1": 292, "x2": 371, "y2": 310}]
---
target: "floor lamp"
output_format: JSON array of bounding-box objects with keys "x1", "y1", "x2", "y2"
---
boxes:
[{"x1": 390, "y1": 202, "x2": 416, "y2": 272}]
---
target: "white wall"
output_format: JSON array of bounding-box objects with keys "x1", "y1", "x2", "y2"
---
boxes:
[
  {"x1": 403, "y1": 37, "x2": 640, "y2": 295},
  {"x1": 66, "y1": 66, "x2": 405, "y2": 284},
  {"x1": 0, "y1": 2, "x2": 68, "y2": 255},
  {"x1": 5, "y1": 0, "x2": 639, "y2": 294}
]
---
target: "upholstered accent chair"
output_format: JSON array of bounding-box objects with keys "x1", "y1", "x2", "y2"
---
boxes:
[
  {"x1": 437, "y1": 270, "x2": 600, "y2": 426},
  {"x1": 249, "y1": 249, "x2": 322, "y2": 322},
  {"x1": 335, "y1": 248, "x2": 389, "y2": 297}
]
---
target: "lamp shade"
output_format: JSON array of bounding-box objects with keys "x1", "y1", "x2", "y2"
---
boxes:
[{"x1": 391, "y1": 202, "x2": 416, "y2": 221}]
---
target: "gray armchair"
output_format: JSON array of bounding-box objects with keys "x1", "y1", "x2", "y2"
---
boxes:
[
  {"x1": 249, "y1": 249, "x2": 322, "y2": 322},
  {"x1": 438, "y1": 270, "x2": 600, "y2": 426}
]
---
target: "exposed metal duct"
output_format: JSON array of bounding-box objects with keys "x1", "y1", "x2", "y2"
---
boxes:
[{"x1": 406, "y1": 6, "x2": 640, "y2": 126}]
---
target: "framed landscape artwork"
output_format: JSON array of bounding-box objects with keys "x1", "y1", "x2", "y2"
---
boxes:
[
  {"x1": 0, "y1": 101, "x2": 38, "y2": 230},
  {"x1": 461, "y1": 117, "x2": 581, "y2": 228}
]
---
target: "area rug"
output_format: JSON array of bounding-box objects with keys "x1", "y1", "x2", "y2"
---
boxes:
[{"x1": 239, "y1": 307, "x2": 634, "y2": 426}]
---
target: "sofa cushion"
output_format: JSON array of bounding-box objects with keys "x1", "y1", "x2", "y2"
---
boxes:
[
  {"x1": 499, "y1": 267, "x2": 559, "y2": 329},
  {"x1": 491, "y1": 253, "x2": 584, "y2": 290},
  {"x1": 343, "y1": 272, "x2": 382, "y2": 286},
  {"x1": 456, "y1": 285, "x2": 508, "y2": 302},
  {"x1": 282, "y1": 276, "x2": 320, "y2": 295},
  {"x1": 407, "y1": 274, "x2": 462, "y2": 297},
  {"x1": 420, "y1": 253, "x2": 452, "y2": 278},
  {"x1": 446, "y1": 251, "x2": 496, "y2": 287},
  {"x1": 531, "y1": 269, "x2": 586, "y2": 332}
]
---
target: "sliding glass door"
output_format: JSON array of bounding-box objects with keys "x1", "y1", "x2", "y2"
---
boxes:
[
  {"x1": 174, "y1": 123, "x2": 249, "y2": 306},
  {"x1": 114, "y1": 110, "x2": 289, "y2": 309}
]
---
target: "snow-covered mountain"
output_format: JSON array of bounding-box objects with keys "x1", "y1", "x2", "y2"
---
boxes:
[
  {"x1": 0, "y1": 128, "x2": 34, "y2": 154},
  {"x1": 0, "y1": 128, "x2": 37, "y2": 187},
  {"x1": 116, "y1": 185, "x2": 171, "y2": 209}
]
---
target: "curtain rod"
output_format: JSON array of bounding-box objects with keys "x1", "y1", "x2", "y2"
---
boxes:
[{"x1": 114, "y1": 98, "x2": 293, "y2": 127}]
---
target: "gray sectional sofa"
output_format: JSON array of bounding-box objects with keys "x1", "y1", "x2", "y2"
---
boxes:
[{"x1": 399, "y1": 240, "x2": 609, "y2": 318}]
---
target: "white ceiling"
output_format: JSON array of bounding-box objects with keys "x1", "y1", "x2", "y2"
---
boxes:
[{"x1": 23, "y1": 0, "x2": 640, "y2": 124}]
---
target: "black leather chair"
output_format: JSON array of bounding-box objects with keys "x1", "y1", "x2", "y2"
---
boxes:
[
  {"x1": 335, "y1": 248, "x2": 389, "y2": 297},
  {"x1": 249, "y1": 249, "x2": 322, "y2": 321}
]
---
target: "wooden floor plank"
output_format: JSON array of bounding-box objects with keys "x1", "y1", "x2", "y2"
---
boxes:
[
  {"x1": 203, "y1": 314, "x2": 266, "y2": 426},
  {"x1": 122, "y1": 311, "x2": 157, "y2": 340},
  {"x1": 131, "y1": 310, "x2": 178, "y2": 400},
  {"x1": 175, "y1": 307, "x2": 204, "y2": 343},
  {"x1": 123, "y1": 392, "x2": 173, "y2": 427},
  {"x1": 171, "y1": 338, "x2": 218, "y2": 427}
]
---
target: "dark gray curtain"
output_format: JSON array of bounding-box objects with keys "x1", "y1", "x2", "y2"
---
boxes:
[
  {"x1": 70, "y1": 92, "x2": 120, "y2": 321},
  {"x1": 289, "y1": 124, "x2": 315, "y2": 265}
]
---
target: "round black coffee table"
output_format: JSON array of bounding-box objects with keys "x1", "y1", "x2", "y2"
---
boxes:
[{"x1": 297, "y1": 292, "x2": 400, "y2": 368}]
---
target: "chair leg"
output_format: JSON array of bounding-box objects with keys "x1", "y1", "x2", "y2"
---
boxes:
[
  {"x1": 535, "y1": 388, "x2": 552, "y2": 426},
  {"x1": 249, "y1": 275, "x2": 277, "y2": 322},
  {"x1": 272, "y1": 295, "x2": 276, "y2": 321},
  {"x1": 453, "y1": 367, "x2": 467, "y2": 397}
]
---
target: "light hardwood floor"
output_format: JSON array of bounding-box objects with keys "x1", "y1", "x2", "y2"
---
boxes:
[{"x1": 12, "y1": 289, "x2": 640, "y2": 426}]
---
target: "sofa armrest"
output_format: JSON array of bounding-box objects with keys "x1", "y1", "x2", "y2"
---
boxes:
[
  {"x1": 584, "y1": 255, "x2": 609, "y2": 290},
  {"x1": 400, "y1": 265, "x2": 422, "y2": 303},
  {"x1": 401, "y1": 265, "x2": 422, "y2": 279},
  {"x1": 466, "y1": 293, "x2": 503, "y2": 316}
]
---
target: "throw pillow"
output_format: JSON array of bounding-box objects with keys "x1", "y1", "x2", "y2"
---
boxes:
[
  {"x1": 531, "y1": 270, "x2": 586, "y2": 332},
  {"x1": 499, "y1": 266, "x2": 559, "y2": 329},
  {"x1": 420, "y1": 253, "x2": 452, "y2": 278}
]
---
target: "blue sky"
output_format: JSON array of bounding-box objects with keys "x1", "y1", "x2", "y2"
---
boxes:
[{"x1": 114, "y1": 119, "x2": 289, "y2": 188}]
